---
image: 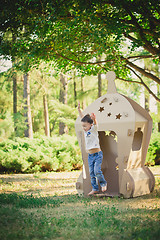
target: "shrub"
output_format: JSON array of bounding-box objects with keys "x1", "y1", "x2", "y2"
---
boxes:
[
  {"x1": 146, "y1": 132, "x2": 160, "y2": 166},
  {"x1": 0, "y1": 135, "x2": 82, "y2": 173}
]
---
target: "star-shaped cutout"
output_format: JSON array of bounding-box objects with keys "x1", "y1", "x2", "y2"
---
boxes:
[
  {"x1": 107, "y1": 113, "x2": 111, "y2": 117},
  {"x1": 98, "y1": 107, "x2": 104, "y2": 112},
  {"x1": 116, "y1": 113, "x2": 122, "y2": 119}
]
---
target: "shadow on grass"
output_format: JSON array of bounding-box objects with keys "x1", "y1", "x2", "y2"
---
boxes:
[
  {"x1": 0, "y1": 183, "x2": 160, "y2": 208},
  {"x1": 0, "y1": 193, "x2": 79, "y2": 208},
  {"x1": 0, "y1": 192, "x2": 160, "y2": 240},
  {"x1": 0, "y1": 204, "x2": 59, "y2": 240}
]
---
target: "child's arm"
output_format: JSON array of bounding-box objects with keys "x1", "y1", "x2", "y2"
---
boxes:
[
  {"x1": 78, "y1": 102, "x2": 84, "y2": 118},
  {"x1": 90, "y1": 113, "x2": 97, "y2": 125}
]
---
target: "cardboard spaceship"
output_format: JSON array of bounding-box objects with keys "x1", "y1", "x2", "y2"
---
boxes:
[{"x1": 75, "y1": 71, "x2": 155, "y2": 198}]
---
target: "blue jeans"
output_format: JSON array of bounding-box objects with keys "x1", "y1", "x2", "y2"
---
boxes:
[{"x1": 88, "y1": 151, "x2": 107, "y2": 191}]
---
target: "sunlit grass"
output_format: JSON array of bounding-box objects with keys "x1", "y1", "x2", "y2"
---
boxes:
[{"x1": 0, "y1": 168, "x2": 160, "y2": 240}]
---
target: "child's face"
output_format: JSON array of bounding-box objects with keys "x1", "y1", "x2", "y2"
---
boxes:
[{"x1": 82, "y1": 121, "x2": 92, "y2": 132}]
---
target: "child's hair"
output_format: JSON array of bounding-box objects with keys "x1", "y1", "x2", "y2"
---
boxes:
[{"x1": 81, "y1": 114, "x2": 93, "y2": 124}]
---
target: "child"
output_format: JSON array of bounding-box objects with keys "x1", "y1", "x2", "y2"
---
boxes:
[{"x1": 78, "y1": 102, "x2": 107, "y2": 195}]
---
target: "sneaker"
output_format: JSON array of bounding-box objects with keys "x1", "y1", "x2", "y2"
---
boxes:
[
  {"x1": 102, "y1": 184, "x2": 107, "y2": 192},
  {"x1": 88, "y1": 190, "x2": 99, "y2": 196}
]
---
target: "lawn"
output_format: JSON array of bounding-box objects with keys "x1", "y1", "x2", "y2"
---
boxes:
[{"x1": 0, "y1": 167, "x2": 160, "y2": 240}]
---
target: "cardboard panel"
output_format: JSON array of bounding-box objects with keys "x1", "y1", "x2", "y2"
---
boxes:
[{"x1": 75, "y1": 71, "x2": 155, "y2": 198}]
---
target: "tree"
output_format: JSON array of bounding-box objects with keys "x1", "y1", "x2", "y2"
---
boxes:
[
  {"x1": 43, "y1": 94, "x2": 50, "y2": 137},
  {"x1": 59, "y1": 73, "x2": 68, "y2": 135},
  {"x1": 23, "y1": 72, "x2": 33, "y2": 138},
  {"x1": 12, "y1": 59, "x2": 18, "y2": 133},
  {"x1": 73, "y1": 71, "x2": 77, "y2": 108},
  {"x1": 39, "y1": 71, "x2": 50, "y2": 137},
  {"x1": 30, "y1": 63, "x2": 54, "y2": 137},
  {"x1": 0, "y1": 0, "x2": 159, "y2": 101},
  {"x1": 80, "y1": 76, "x2": 86, "y2": 109},
  {"x1": 98, "y1": 73, "x2": 102, "y2": 98},
  {"x1": 158, "y1": 84, "x2": 160, "y2": 131}
]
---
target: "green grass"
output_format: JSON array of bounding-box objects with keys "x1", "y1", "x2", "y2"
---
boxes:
[{"x1": 0, "y1": 169, "x2": 160, "y2": 240}]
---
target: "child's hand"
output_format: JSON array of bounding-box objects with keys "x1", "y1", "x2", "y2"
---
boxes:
[{"x1": 90, "y1": 113, "x2": 96, "y2": 120}]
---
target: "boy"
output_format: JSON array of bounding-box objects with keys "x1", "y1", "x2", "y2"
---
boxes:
[{"x1": 78, "y1": 102, "x2": 107, "y2": 195}]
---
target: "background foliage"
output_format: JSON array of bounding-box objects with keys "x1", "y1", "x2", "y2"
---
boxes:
[
  {"x1": 0, "y1": 136, "x2": 82, "y2": 173},
  {"x1": 146, "y1": 132, "x2": 160, "y2": 166}
]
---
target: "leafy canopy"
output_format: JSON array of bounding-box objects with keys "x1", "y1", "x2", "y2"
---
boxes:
[{"x1": 0, "y1": 1, "x2": 159, "y2": 83}]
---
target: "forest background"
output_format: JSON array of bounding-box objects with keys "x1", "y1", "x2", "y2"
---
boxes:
[{"x1": 0, "y1": 0, "x2": 160, "y2": 173}]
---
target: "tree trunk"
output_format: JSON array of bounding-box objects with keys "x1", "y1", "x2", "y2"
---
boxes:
[
  {"x1": 81, "y1": 76, "x2": 85, "y2": 109},
  {"x1": 144, "y1": 62, "x2": 150, "y2": 112},
  {"x1": 157, "y1": 84, "x2": 160, "y2": 132},
  {"x1": 154, "y1": 63, "x2": 160, "y2": 132},
  {"x1": 98, "y1": 72, "x2": 102, "y2": 97},
  {"x1": 23, "y1": 73, "x2": 33, "y2": 138},
  {"x1": 13, "y1": 70, "x2": 17, "y2": 116},
  {"x1": 144, "y1": 87, "x2": 150, "y2": 112},
  {"x1": 43, "y1": 94, "x2": 50, "y2": 137},
  {"x1": 59, "y1": 73, "x2": 68, "y2": 135},
  {"x1": 12, "y1": 33, "x2": 18, "y2": 135},
  {"x1": 12, "y1": 61, "x2": 17, "y2": 134},
  {"x1": 73, "y1": 71, "x2": 77, "y2": 108}
]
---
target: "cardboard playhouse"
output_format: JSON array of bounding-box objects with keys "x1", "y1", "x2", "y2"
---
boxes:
[{"x1": 75, "y1": 71, "x2": 155, "y2": 198}]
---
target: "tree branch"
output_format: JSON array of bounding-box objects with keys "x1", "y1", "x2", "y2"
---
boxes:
[
  {"x1": 118, "y1": 77, "x2": 141, "y2": 85},
  {"x1": 120, "y1": 2, "x2": 160, "y2": 56},
  {"x1": 54, "y1": 51, "x2": 113, "y2": 65},
  {"x1": 127, "y1": 55, "x2": 154, "y2": 60},
  {"x1": 123, "y1": 58, "x2": 160, "y2": 85},
  {"x1": 124, "y1": 33, "x2": 160, "y2": 56},
  {"x1": 98, "y1": 58, "x2": 160, "y2": 102},
  {"x1": 126, "y1": 66, "x2": 160, "y2": 102},
  {"x1": 97, "y1": 62, "x2": 115, "y2": 71}
]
